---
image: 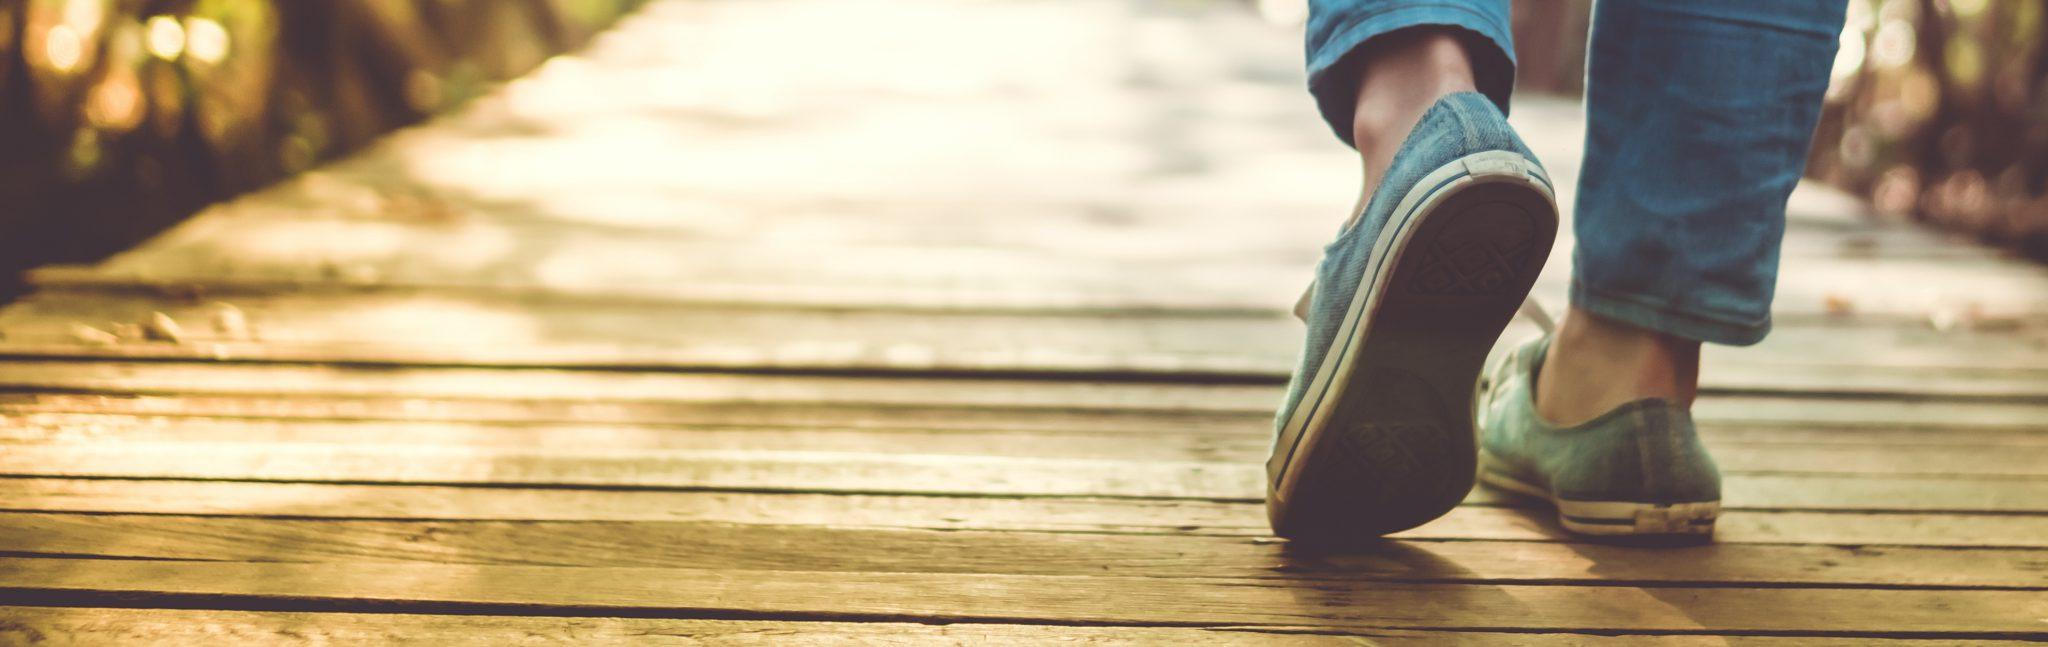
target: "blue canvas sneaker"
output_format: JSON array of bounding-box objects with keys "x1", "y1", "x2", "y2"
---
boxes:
[
  {"x1": 1473, "y1": 323, "x2": 1722, "y2": 537},
  {"x1": 1266, "y1": 92, "x2": 1558, "y2": 540}
]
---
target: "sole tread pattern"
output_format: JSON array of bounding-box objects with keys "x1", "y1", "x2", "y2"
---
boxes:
[{"x1": 1270, "y1": 164, "x2": 1557, "y2": 543}]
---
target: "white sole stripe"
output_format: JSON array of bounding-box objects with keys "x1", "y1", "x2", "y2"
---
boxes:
[{"x1": 1271, "y1": 150, "x2": 1553, "y2": 500}]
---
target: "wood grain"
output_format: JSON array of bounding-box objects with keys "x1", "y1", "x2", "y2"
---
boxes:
[
  {"x1": 3, "y1": 412, "x2": 2043, "y2": 477},
  {"x1": 3, "y1": 512, "x2": 2041, "y2": 588},
  {"x1": 2, "y1": 291, "x2": 2043, "y2": 398},
  {"x1": 6, "y1": 479, "x2": 2046, "y2": 548},
  {"x1": 7, "y1": 606, "x2": 2032, "y2": 646},
  {"x1": 5, "y1": 558, "x2": 2046, "y2": 635},
  {"x1": 6, "y1": 362, "x2": 2048, "y2": 424},
  {"x1": 6, "y1": 440, "x2": 2045, "y2": 510}
]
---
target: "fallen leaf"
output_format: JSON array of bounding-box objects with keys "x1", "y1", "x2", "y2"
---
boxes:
[
  {"x1": 70, "y1": 324, "x2": 119, "y2": 346},
  {"x1": 143, "y1": 311, "x2": 184, "y2": 343}
]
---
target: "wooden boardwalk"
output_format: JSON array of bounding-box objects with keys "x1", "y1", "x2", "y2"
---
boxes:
[{"x1": 4, "y1": 0, "x2": 2048, "y2": 643}]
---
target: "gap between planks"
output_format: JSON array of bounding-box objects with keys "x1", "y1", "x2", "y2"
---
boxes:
[
  {"x1": 6, "y1": 363, "x2": 2048, "y2": 424},
  {"x1": 1, "y1": 511, "x2": 2042, "y2": 589},
  {"x1": 6, "y1": 606, "x2": 2037, "y2": 646},
  {"x1": 3, "y1": 412, "x2": 2043, "y2": 477},
  {"x1": 3, "y1": 558, "x2": 2044, "y2": 636},
  {"x1": 4, "y1": 441, "x2": 2044, "y2": 511},
  {"x1": 6, "y1": 479, "x2": 2048, "y2": 549}
]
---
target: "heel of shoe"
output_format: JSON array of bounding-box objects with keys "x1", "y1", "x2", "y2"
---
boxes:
[
  {"x1": 1271, "y1": 367, "x2": 1475, "y2": 541},
  {"x1": 1480, "y1": 404, "x2": 1723, "y2": 538},
  {"x1": 1555, "y1": 499, "x2": 1719, "y2": 536}
]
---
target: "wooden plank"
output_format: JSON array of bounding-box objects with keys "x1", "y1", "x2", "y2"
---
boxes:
[
  {"x1": 1687, "y1": 396, "x2": 2048, "y2": 431},
  {"x1": 2, "y1": 291, "x2": 2044, "y2": 398},
  {"x1": 6, "y1": 474, "x2": 2048, "y2": 557},
  {"x1": 4, "y1": 512, "x2": 2040, "y2": 588},
  {"x1": 6, "y1": 362, "x2": 2048, "y2": 427},
  {"x1": 10, "y1": 336, "x2": 2041, "y2": 404},
  {"x1": 0, "y1": 348, "x2": 2025, "y2": 402},
  {"x1": 6, "y1": 606, "x2": 2028, "y2": 646},
  {"x1": 0, "y1": 413, "x2": 1273, "y2": 463},
  {"x1": 5, "y1": 413, "x2": 2044, "y2": 478},
  {"x1": 0, "y1": 392, "x2": 1279, "y2": 434},
  {"x1": 7, "y1": 391, "x2": 2048, "y2": 436},
  {"x1": 28, "y1": 205, "x2": 2048, "y2": 322},
  {"x1": 1702, "y1": 444, "x2": 2048, "y2": 477},
  {"x1": 6, "y1": 478, "x2": 2045, "y2": 548},
  {"x1": 0, "y1": 362, "x2": 1285, "y2": 412},
  {"x1": 6, "y1": 440, "x2": 2046, "y2": 510},
  {"x1": 4, "y1": 558, "x2": 2042, "y2": 635},
  {"x1": 0, "y1": 290, "x2": 1305, "y2": 379},
  {"x1": 4, "y1": 434, "x2": 2048, "y2": 509},
  {"x1": 0, "y1": 441, "x2": 1263, "y2": 500}
]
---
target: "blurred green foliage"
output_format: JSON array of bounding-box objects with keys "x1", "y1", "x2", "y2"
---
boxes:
[
  {"x1": 0, "y1": 0, "x2": 644, "y2": 284},
  {"x1": 1809, "y1": 0, "x2": 2048, "y2": 259},
  {"x1": 1513, "y1": 0, "x2": 2048, "y2": 260}
]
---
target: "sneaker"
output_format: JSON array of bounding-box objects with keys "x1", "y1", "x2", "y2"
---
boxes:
[
  {"x1": 1266, "y1": 92, "x2": 1558, "y2": 540},
  {"x1": 1473, "y1": 325, "x2": 1722, "y2": 537}
]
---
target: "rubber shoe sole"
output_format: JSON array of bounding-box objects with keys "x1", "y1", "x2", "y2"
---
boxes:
[
  {"x1": 1479, "y1": 450, "x2": 1720, "y2": 537},
  {"x1": 1268, "y1": 150, "x2": 1557, "y2": 541}
]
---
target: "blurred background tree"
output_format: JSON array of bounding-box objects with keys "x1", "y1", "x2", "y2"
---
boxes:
[
  {"x1": 0, "y1": 0, "x2": 644, "y2": 290},
  {"x1": 1809, "y1": 0, "x2": 2048, "y2": 260},
  {"x1": 5, "y1": 0, "x2": 2043, "y2": 294}
]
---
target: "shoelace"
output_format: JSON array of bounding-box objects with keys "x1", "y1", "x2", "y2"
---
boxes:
[{"x1": 1517, "y1": 298, "x2": 1555, "y2": 335}]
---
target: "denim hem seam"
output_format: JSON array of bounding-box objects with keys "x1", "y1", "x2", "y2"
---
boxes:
[
  {"x1": 1305, "y1": 3, "x2": 1513, "y2": 90},
  {"x1": 1304, "y1": 3, "x2": 1515, "y2": 143},
  {"x1": 1569, "y1": 281, "x2": 1771, "y2": 346}
]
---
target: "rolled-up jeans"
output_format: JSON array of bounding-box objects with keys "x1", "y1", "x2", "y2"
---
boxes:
[{"x1": 1306, "y1": 0, "x2": 1847, "y2": 345}]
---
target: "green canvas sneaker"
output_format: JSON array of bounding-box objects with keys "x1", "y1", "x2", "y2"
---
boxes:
[
  {"x1": 1472, "y1": 312, "x2": 1721, "y2": 537},
  {"x1": 1265, "y1": 93, "x2": 1558, "y2": 541}
]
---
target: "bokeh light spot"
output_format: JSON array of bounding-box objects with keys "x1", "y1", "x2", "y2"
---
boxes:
[
  {"x1": 45, "y1": 25, "x2": 84, "y2": 72},
  {"x1": 184, "y1": 17, "x2": 229, "y2": 64},
  {"x1": 1870, "y1": 18, "x2": 1915, "y2": 69},
  {"x1": 146, "y1": 16, "x2": 185, "y2": 60},
  {"x1": 1827, "y1": 28, "x2": 1866, "y2": 100},
  {"x1": 86, "y1": 76, "x2": 142, "y2": 131}
]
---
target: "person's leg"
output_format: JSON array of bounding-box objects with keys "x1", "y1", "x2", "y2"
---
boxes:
[
  {"x1": 1344, "y1": 30, "x2": 1480, "y2": 217},
  {"x1": 1538, "y1": 0, "x2": 1848, "y2": 425},
  {"x1": 1304, "y1": 0, "x2": 1515, "y2": 205},
  {"x1": 1472, "y1": 0, "x2": 1846, "y2": 537},
  {"x1": 1292, "y1": 1, "x2": 1516, "y2": 318}
]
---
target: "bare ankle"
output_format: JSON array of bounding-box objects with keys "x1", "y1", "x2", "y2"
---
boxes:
[
  {"x1": 1535, "y1": 308, "x2": 1701, "y2": 426},
  {"x1": 1342, "y1": 29, "x2": 1480, "y2": 220},
  {"x1": 1349, "y1": 31, "x2": 1479, "y2": 147}
]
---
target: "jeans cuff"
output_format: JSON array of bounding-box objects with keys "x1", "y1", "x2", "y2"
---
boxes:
[
  {"x1": 1569, "y1": 282, "x2": 1772, "y2": 346},
  {"x1": 1306, "y1": 4, "x2": 1517, "y2": 147}
]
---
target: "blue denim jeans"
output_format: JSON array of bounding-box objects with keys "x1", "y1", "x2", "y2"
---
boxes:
[{"x1": 1306, "y1": 0, "x2": 1847, "y2": 345}]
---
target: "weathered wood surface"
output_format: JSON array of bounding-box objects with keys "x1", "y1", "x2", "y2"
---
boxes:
[
  {"x1": 3, "y1": 291, "x2": 2046, "y2": 400},
  {"x1": 7, "y1": 512, "x2": 2045, "y2": 588},
  {"x1": 1, "y1": 0, "x2": 2045, "y2": 642},
  {"x1": 8, "y1": 478, "x2": 2048, "y2": 548},
  {"x1": 5, "y1": 608, "x2": 2035, "y2": 647},
  {"x1": 7, "y1": 559, "x2": 2047, "y2": 635}
]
